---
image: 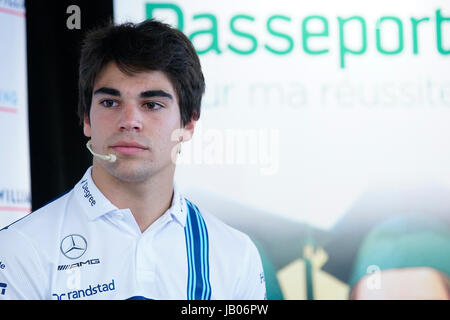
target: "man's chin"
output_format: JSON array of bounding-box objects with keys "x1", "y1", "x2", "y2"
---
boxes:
[{"x1": 103, "y1": 161, "x2": 153, "y2": 183}]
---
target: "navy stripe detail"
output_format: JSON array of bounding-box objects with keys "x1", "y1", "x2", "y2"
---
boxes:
[
  {"x1": 126, "y1": 296, "x2": 153, "y2": 300},
  {"x1": 190, "y1": 205, "x2": 204, "y2": 299},
  {"x1": 185, "y1": 199, "x2": 211, "y2": 300},
  {"x1": 185, "y1": 206, "x2": 195, "y2": 299},
  {"x1": 192, "y1": 203, "x2": 211, "y2": 300}
]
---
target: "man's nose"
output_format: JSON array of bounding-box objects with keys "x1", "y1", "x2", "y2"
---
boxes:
[{"x1": 118, "y1": 101, "x2": 143, "y2": 132}]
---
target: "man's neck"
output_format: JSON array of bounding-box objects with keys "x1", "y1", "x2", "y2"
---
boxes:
[{"x1": 90, "y1": 163, "x2": 175, "y2": 233}]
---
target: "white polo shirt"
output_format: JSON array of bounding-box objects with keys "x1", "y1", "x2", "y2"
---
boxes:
[{"x1": 0, "y1": 167, "x2": 266, "y2": 300}]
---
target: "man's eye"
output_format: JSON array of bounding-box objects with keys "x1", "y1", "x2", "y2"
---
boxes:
[
  {"x1": 144, "y1": 101, "x2": 163, "y2": 110},
  {"x1": 100, "y1": 99, "x2": 118, "y2": 108}
]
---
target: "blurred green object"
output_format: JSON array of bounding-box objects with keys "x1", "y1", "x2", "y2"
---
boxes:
[
  {"x1": 252, "y1": 239, "x2": 284, "y2": 300},
  {"x1": 348, "y1": 214, "x2": 450, "y2": 289}
]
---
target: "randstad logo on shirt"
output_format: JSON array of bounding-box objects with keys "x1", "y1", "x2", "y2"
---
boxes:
[
  {"x1": 52, "y1": 279, "x2": 115, "y2": 300},
  {"x1": 80, "y1": 179, "x2": 96, "y2": 206}
]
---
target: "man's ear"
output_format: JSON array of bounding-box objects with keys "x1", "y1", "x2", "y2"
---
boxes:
[
  {"x1": 83, "y1": 114, "x2": 91, "y2": 137},
  {"x1": 181, "y1": 114, "x2": 198, "y2": 142}
]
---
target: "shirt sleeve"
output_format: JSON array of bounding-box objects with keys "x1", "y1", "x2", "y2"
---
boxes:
[
  {"x1": 233, "y1": 236, "x2": 267, "y2": 300},
  {"x1": 0, "y1": 227, "x2": 49, "y2": 300}
]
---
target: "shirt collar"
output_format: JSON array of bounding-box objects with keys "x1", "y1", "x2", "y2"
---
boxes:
[
  {"x1": 74, "y1": 166, "x2": 187, "y2": 227},
  {"x1": 170, "y1": 180, "x2": 187, "y2": 228}
]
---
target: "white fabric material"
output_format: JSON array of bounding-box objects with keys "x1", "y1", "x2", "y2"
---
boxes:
[{"x1": 0, "y1": 167, "x2": 266, "y2": 300}]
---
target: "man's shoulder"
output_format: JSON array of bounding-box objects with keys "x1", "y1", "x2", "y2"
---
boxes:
[
  {"x1": 0, "y1": 189, "x2": 73, "y2": 240},
  {"x1": 190, "y1": 200, "x2": 255, "y2": 251},
  {"x1": 188, "y1": 200, "x2": 266, "y2": 299}
]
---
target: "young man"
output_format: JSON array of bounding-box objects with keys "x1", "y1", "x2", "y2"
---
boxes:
[{"x1": 0, "y1": 19, "x2": 266, "y2": 300}]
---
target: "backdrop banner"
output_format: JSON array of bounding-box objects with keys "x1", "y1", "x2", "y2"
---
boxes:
[
  {"x1": 0, "y1": 0, "x2": 31, "y2": 228},
  {"x1": 114, "y1": 0, "x2": 450, "y2": 230}
]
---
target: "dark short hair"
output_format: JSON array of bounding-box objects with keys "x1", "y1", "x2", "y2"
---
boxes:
[{"x1": 78, "y1": 19, "x2": 204, "y2": 126}]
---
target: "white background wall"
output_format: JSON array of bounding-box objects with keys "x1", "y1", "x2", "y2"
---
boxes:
[{"x1": 115, "y1": 0, "x2": 449, "y2": 229}]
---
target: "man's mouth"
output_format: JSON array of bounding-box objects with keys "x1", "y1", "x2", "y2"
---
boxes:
[{"x1": 110, "y1": 141, "x2": 148, "y2": 155}]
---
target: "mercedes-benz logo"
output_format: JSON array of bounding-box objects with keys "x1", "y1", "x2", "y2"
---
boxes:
[{"x1": 60, "y1": 234, "x2": 87, "y2": 259}]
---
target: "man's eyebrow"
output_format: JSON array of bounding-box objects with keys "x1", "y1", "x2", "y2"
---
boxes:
[
  {"x1": 93, "y1": 88, "x2": 173, "y2": 100},
  {"x1": 93, "y1": 87, "x2": 121, "y2": 96},
  {"x1": 140, "y1": 90, "x2": 173, "y2": 100}
]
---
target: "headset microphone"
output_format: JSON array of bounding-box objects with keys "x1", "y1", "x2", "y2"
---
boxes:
[{"x1": 86, "y1": 140, "x2": 117, "y2": 163}]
